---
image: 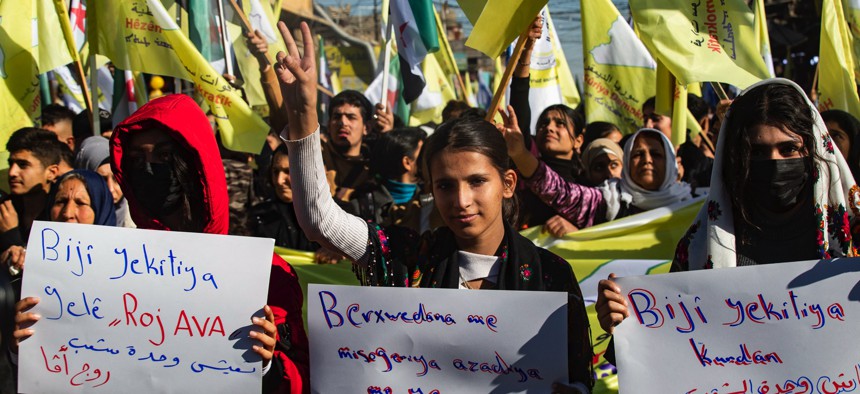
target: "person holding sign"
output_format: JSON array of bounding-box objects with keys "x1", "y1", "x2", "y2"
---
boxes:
[
  {"x1": 111, "y1": 95, "x2": 310, "y2": 393},
  {"x1": 596, "y1": 78, "x2": 860, "y2": 361},
  {"x1": 274, "y1": 21, "x2": 593, "y2": 393},
  {"x1": 14, "y1": 95, "x2": 311, "y2": 393}
]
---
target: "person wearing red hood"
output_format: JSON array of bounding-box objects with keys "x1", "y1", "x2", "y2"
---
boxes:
[{"x1": 110, "y1": 94, "x2": 309, "y2": 392}]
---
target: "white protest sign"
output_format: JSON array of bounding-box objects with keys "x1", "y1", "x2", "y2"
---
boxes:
[
  {"x1": 614, "y1": 258, "x2": 860, "y2": 394},
  {"x1": 308, "y1": 284, "x2": 569, "y2": 393},
  {"x1": 18, "y1": 221, "x2": 274, "y2": 393}
]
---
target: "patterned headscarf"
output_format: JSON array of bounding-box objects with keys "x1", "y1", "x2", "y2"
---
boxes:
[{"x1": 679, "y1": 78, "x2": 860, "y2": 270}]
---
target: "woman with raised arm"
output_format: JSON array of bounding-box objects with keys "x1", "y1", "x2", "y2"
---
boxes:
[
  {"x1": 596, "y1": 78, "x2": 860, "y2": 364},
  {"x1": 274, "y1": 22, "x2": 593, "y2": 393},
  {"x1": 501, "y1": 106, "x2": 692, "y2": 232}
]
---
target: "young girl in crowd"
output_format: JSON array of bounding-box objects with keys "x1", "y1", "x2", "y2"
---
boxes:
[
  {"x1": 274, "y1": 22, "x2": 593, "y2": 392},
  {"x1": 820, "y1": 109, "x2": 860, "y2": 182},
  {"x1": 581, "y1": 138, "x2": 624, "y2": 187},
  {"x1": 596, "y1": 78, "x2": 860, "y2": 361},
  {"x1": 502, "y1": 106, "x2": 692, "y2": 232},
  {"x1": 251, "y1": 144, "x2": 319, "y2": 252}
]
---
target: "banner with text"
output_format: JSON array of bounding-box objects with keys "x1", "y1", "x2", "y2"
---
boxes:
[
  {"x1": 19, "y1": 221, "x2": 274, "y2": 393},
  {"x1": 308, "y1": 284, "x2": 568, "y2": 393},
  {"x1": 614, "y1": 258, "x2": 860, "y2": 394}
]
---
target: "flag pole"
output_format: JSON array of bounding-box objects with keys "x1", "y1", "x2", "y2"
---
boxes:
[
  {"x1": 227, "y1": 0, "x2": 333, "y2": 97},
  {"x1": 810, "y1": 63, "x2": 820, "y2": 102},
  {"x1": 216, "y1": 0, "x2": 234, "y2": 76},
  {"x1": 380, "y1": 23, "x2": 394, "y2": 111},
  {"x1": 485, "y1": 24, "x2": 532, "y2": 122},
  {"x1": 709, "y1": 82, "x2": 729, "y2": 101},
  {"x1": 86, "y1": 0, "x2": 99, "y2": 135},
  {"x1": 379, "y1": 0, "x2": 393, "y2": 111},
  {"x1": 52, "y1": 0, "x2": 94, "y2": 125}
]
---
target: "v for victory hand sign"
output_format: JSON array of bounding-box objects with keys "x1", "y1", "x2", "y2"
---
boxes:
[{"x1": 275, "y1": 21, "x2": 318, "y2": 139}]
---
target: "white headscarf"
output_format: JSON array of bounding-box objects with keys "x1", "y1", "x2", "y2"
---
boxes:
[
  {"x1": 599, "y1": 128, "x2": 692, "y2": 220},
  {"x1": 679, "y1": 78, "x2": 860, "y2": 270}
]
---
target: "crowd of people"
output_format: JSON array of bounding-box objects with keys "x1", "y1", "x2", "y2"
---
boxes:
[{"x1": 0, "y1": 17, "x2": 858, "y2": 394}]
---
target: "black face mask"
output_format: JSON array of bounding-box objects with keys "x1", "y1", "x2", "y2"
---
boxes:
[
  {"x1": 747, "y1": 158, "x2": 811, "y2": 212},
  {"x1": 129, "y1": 162, "x2": 183, "y2": 217}
]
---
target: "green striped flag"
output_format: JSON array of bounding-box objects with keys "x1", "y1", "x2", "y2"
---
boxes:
[{"x1": 390, "y1": 0, "x2": 438, "y2": 102}]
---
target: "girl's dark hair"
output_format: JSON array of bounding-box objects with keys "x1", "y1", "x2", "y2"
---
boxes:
[
  {"x1": 722, "y1": 83, "x2": 818, "y2": 226},
  {"x1": 370, "y1": 127, "x2": 427, "y2": 180},
  {"x1": 536, "y1": 104, "x2": 585, "y2": 141},
  {"x1": 423, "y1": 118, "x2": 518, "y2": 225},
  {"x1": 821, "y1": 109, "x2": 860, "y2": 183},
  {"x1": 583, "y1": 121, "x2": 620, "y2": 150}
]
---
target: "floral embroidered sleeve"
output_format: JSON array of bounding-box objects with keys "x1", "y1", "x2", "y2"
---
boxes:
[
  {"x1": 522, "y1": 161, "x2": 606, "y2": 228},
  {"x1": 354, "y1": 223, "x2": 423, "y2": 287}
]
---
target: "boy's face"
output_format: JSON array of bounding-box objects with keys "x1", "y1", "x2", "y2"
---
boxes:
[
  {"x1": 328, "y1": 103, "x2": 367, "y2": 151},
  {"x1": 8, "y1": 150, "x2": 57, "y2": 195}
]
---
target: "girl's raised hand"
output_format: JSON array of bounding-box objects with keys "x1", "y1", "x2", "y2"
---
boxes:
[
  {"x1": 497, "y1": 105, "x2": 527, "y2": 159},
  {"x1": 275, "y1": 21, "x2": 318, "y2": 139}
]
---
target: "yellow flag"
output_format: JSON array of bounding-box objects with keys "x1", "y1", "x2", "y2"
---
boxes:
[
  {"x1": 433, "y1": 7, "x2": 465, "y2": 101},
  {"x1": 582, "y1": 0, "x2": 655, "y2": 134},
  {"x1": 753, "y1": 0, "x2": 775, "y2": 77},
  {"x1": 0, "y1": 0, "x2": 78, "y2": 142},
  {"x1": 40, "y1": 0, "x2": 75, "y2": 71},
  {"x1": 146, "y1": 0, "x2": 269, "y2": 153},
  {"x1": 464, "y1": 72, "x2": 477, "y2": 107},
  {"x1": 630, "y1": 0, "x2": 770, "y2": 88},
  {"x1": 92, "y1": 1, "x2": 188, "y2": 80},
  {"x1": 229, "y1": 0, "x2": 288, "y2": 108},
  {"x1": 0, "y1": 2, "x2": 40, "y2": 142},
  {"x1": 491, "y1": 56, "x2": 504, "y2": 123},
  {"x1": 522, "y1": 7, "x2": 580, "y2": 132},
  {"x1": 843, "y1": 0, "x2": 860, "y2": 80},
  {"x1": 457, "y1": 0, "x2": 547, "y2": 58},
  {"x1": 818, "y1": 0, "x2": 860, "y2": 117},
  {"x1": 656, "y1": 61, "x2": 703, "y2": 146}
]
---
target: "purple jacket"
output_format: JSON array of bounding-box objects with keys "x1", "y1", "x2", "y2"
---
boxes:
[{"x1": 522, "y1": 161, "x2": 607, "y2": 228}]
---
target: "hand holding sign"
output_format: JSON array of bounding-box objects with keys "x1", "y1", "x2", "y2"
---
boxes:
[
  {"x1": 612, "y1": 259, "x2": 860, "y2": 394},
  {"x1": 18, "y1": 221, "x2": 274, "y2": 393}
]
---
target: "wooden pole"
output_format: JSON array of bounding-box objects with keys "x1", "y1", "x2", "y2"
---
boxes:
[
  {"x1": 227, "y1": 0, "x2": 333, "y2": 97},
  {"x1": 72, "y1": 60, "x2": 94, "y2": 116},
  {"x1": 485, "y1": 27, "x2": 532, "y2": 122},
  {"x1": 380, "y1": 24, "x2": 394, "y2": 110},
  {"x1": 53, "y1": 0, "x2": 94, "y2": 127},
  {"x1": 810, "y1": 63, "x2": 820, "y2": 101},
  {"x1": 709, "y1": 82, "x2": 729, "y2": 101}
]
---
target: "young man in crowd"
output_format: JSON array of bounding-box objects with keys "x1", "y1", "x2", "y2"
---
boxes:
[
  {"x1": 322, "y1": 90, "x2": 375, "y2": 201},
  {"x1": 0, "y1": 128, "x2": 62, "y2": 257}
]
